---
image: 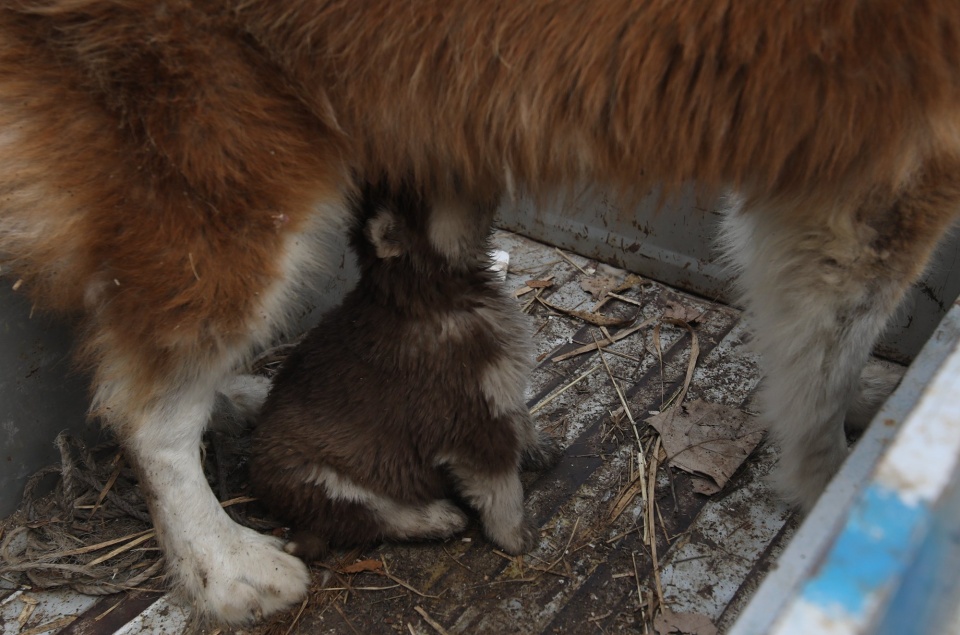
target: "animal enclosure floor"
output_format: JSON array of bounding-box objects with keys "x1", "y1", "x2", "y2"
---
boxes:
[{"x1": 1, "y1": 230, "x2": 801, "y2": 635}]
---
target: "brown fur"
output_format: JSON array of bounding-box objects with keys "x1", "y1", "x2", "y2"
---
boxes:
[
  {"x1": 2, "y1": 0, "x2": 959, "y2": 623},
  {"x1": 0, "y1": 1, "x2": 349, "y2": 427},
  {"x1": 249, "y1": 183, "x2": 558, "y2": 559},
  {"x1": 236, "y1": 0, "x2": 960, "y2": 201}
]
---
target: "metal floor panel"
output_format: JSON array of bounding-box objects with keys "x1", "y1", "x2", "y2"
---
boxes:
[{"x1": 3, "y1": 230, "x2": 800, "y2": 634}]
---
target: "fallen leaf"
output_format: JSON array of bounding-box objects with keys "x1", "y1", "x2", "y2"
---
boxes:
[
  {"x1": 581, "y1": 270, "x2": 622, "y2": 300},
  {"x1": 339, "y1": 558, "x2": 384, "y2": 574},
  {"x1": 581, "y1": 264, "x2": 646, "y2": 303},
  {"x1": 608, "y1": 472, "x2": 646, "y2": 523},
  {"x1": 654, "y1": 609, "x2": 718, "y2": 635},
  {"x1": 690, "y1": 478, "x2": 721, "y2": 497},
  {"x1": 662, "y1": 300, "x2": 704, "y2": 324},
  {"x1": 19, "y1": 617, "x2": 77, "y2": 635},
  {"x1": 646, "y1": 400, "x2": 764, "y2": 491},
  {"x1": 617, "y1": 273, "x2": 646, "y2": 291},
  {"x1": 525, "y1": 278, "x2": 554, "y2": 289},
  {"x1": 514, "y1": 275, "x2": 555, "y2": 297}
]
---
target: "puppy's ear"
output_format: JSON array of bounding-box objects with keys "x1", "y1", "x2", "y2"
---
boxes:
[{"x1": 364, "y1": 207, "x2": 404, "y2": 259}]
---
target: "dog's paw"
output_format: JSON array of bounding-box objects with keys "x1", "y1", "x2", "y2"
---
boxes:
[
  {"x1": 173, "y1": 526, "x2": 310, "y2": 625},
  {"x1": 770, "y1": 446, "x2": 848, "y2": 515},
  {"x1": 520, "y1": 433, "x2": 564, "y2": 473}
]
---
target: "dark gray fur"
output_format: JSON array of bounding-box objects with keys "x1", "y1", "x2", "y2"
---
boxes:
[{"x1": 249, "y1": 184, "x2": 561, "y2": 560}]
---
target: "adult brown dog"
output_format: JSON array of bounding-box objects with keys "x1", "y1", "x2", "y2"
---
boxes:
[{"x1": 2, "y1": 0, "x2": 959, "y2": 625}]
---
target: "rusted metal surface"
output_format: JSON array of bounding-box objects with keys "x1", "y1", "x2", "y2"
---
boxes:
[{"x1": 496, "y1": 190, "x2": 960, "y2": 363}]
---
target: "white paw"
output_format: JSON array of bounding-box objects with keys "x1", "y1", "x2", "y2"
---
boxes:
[
  {"x1": 381, "y1": 499, "x2": 469, "y2": 540},
  {"x1": 173, "y1": 526, "x2": 310, "y2": 624},
  {"x1": 422, "y1": 499, "x2": 469, "y2": 537},
  {"x1": 487, "y1": 515, "x2": 538, "y2": 556}
]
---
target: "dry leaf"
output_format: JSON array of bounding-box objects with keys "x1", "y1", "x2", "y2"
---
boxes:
[
  {"x1": 514, "y1": 285, "x2": 535, "y2": 297},
  {"x1": 662, "y1": 300, "x2": 703, "y2": 324},
  {"x1": 690, "y1": 478, "x2": 721, "y2": 497},
  {"x1": 620, "y1": 273, "x2": 645, "y2": 288},
  {"x1": 339, "y1": 558, "x2": 384, "y2": 574},
  {"x1": 581, "y1": 265, "x2": 645, "y2": 302},
  {"x1": 19, "y1": 616, "x2": 78, "y2": 635},
  {"x1": 525, "y1": 278, "x2": 554, "y2": 289},
  {"x1": 581, "y1": 271, "x2": 622, "y2": 300},
  {"x1": 654, "y1": 609, "x2": 718, "y2": 635},
  {"x1": 646, "y1": 400, "x2": 764, "y2": 491},
  {"x1": 608, "y1": 472, "x2": 646, "y2": 523},
  {"x1": 514, "y1": 275, "x2": 554, "y2": 297}
]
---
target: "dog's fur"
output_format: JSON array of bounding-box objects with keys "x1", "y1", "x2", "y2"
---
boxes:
[
  {"x1": 249, "y1": 184, "x2": 559, "y2": 560},
  {"x1": 2, "y1": 0, "x2": 960, "y2": 624}
]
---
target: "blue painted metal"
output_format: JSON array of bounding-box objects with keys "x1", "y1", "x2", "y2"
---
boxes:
[
  {"x1": 801, "y1": 487, "x2": 929, "y2": 620},
  {"x1": 732, "y1": 302, "x2": 960, "y2": 635},
  {"x1": 874, "y1": 472, "x2": 960, "y2": 635}
]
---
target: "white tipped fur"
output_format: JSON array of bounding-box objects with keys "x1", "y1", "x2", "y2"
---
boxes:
[
  {"x1": 306, "y1": 466, "x2": 469, "y2": 539},
  {"x1": 428, "y1": 199, "x2": 479, "y2": 261},
  {"x1": 365, "y1": 209, "x2": 403, "y2": 259},
  {"x1": 446, "y1": 462, "x2": 535, "y2": 556}
]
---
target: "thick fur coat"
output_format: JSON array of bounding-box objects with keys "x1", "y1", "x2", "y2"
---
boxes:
[
  {"x1": 2, "y1": 0, "x2": 959, "y2": 624},
  {"x1": 249, "y1": 184, "x2": 558, "y2": 560}
]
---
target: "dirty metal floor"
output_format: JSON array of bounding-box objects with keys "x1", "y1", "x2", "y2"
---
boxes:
[{"x1": 2, "y1": 230, "x2": 800, "y2": 635}]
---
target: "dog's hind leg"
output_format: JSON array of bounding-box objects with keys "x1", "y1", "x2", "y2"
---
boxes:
[
  {"x1": 845, "y1": 360, "x2": 906, "y2": 435},
  {"x1": 372, "y1": 498, "x2": 470, "y2": 541},
  {"x1": 447, "y1": 459, "x2": 536, "y2": 555},
  {"x1": 722, "y1": 160, "x2": 960, "y2": 511},
  {"x1": 515, "y1": 410, "x2": 564, "y2": 473}
]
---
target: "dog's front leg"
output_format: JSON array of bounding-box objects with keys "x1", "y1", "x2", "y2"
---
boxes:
[{"x1": 126, "y1": 382, "x2": 309, "y2": 624}]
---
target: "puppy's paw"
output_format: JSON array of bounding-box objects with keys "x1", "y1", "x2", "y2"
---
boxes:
[
  {"x1": 420, "y1": 499, "x2": 470, "y2": 538},
  {"x1": 520, "y1": 433, "x2": 564, "y2": 473},
  {"x1": 173, "y1": 526, "x2": 310, "y2": 625},
  {"x1": 286, "y1": 530, "x2": 330, "y2": 561},
  {"x1": 210, "y1": 375, "x2": 272, "y2": 432},
  {"x1": 489, "y1": 515, "x2": 539, "y2": 556}
]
